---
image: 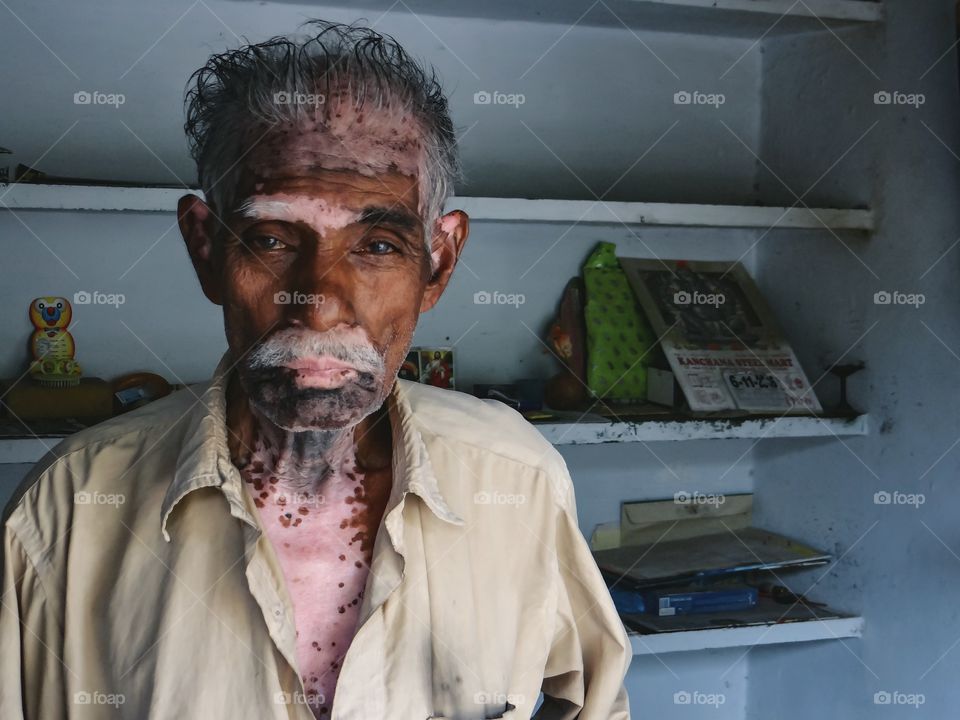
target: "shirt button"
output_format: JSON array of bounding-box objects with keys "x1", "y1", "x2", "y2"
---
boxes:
[{"x1": 273, "y1": 606, "x2": 283, "y2": 619}]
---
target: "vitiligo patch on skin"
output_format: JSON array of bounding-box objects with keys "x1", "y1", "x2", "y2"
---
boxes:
[
  {"x1": 438, "y1": 213, "x2": 459, "y2": 236},
  {"x1": 237, "y1": 194, "x2": 362, "y2": 236},
  {"x1": 428, "y1": 213, "x2": 460, "y2": 266},
  {"x1": 238, "y1": 428, "x2": 391, "y2": 718}
]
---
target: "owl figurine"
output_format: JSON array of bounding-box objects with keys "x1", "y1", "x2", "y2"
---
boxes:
[{"x1": 29, "y1": 297, "x2": 82, "y2": 386}]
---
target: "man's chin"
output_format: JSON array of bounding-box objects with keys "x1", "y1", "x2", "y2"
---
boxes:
[{"x1": 245, "y1": 374, "x2": 383, "y2": 432}]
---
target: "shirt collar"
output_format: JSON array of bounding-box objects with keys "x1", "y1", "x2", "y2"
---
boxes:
[{"x1": 160, "y1": 352, "x2": 464, "y2": 542}]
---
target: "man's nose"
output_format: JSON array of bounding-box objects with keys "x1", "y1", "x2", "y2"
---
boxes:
[{"x1": 284, "y1": 255, "x2": 356, "y2": 333}]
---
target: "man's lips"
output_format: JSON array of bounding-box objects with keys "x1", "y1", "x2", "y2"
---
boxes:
[
  {"x1": 285, "y1": 357, "x2": 355, "y2": 371},
  {"x1": 283, "y1": 357, "x2": 359, "y2": 389}
]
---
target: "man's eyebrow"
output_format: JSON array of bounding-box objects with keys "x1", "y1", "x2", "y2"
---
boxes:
[{"x1": 355, "y1": 206, "x2": 420, "y2": 233}]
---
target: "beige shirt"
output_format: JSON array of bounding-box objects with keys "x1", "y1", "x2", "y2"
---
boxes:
[{"x1": 1, "y1": 356, "x2": 632, "y2": 719}]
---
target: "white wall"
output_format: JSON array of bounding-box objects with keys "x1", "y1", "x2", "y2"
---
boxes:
[
  {"x1": 0, "y1": 0, "x2": 761, "y2": 203},
  {"x1": 749, "y1": 1, "x2": 960, "y2": 717}
]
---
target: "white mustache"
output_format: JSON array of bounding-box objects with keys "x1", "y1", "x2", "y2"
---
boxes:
[{"x1": 246, "y1": 327, "x2": 385, "y2": 375}]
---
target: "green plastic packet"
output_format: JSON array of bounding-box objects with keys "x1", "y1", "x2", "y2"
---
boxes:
[{"x1": 582, "y1": 242, "x2": 655, "y2": 402}]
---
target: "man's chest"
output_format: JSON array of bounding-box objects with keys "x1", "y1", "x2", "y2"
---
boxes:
[
  {"x1": 246, "y1": 469, "x2": 392, "y2": 716},
  {"x1": 272, "y1": 530, "x2": 370, "y2": 717}
]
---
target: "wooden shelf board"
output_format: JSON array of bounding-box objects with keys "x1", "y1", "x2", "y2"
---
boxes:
[
  {"x1": 0, "y1": 184, "x2": 873, "y2": 231},
  {"x1": 453, "y1": 197, "x2": 873, "y2": 230},
  {"x1": 634, "y1": 0, "x2": 882, "y2": 23},
  {"x1": 0, "y1": 414, "x2": 869, "y2": 464},
  {"x1": 0, "y1": 437, "x2": 57, "y2": 465},
  {"x1": 0, "y1": 183, "x2": 189, "y2": 213},
  {"x1": 630, "y1": 615, "x2": 864, "y2": 655},
  {"x1": 535, "y1": 413, "x2": 869, "y2": 444},
  {"x1": 309, "y1": 0, "x2": 882, "y2": 36}
]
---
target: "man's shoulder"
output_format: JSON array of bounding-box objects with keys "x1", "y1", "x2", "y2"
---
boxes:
[
  {"x1": 398, "y1": 380, "x2": 572, "y2": 501},
  {"x1": 45, "y1": 383, "x2": 202, "y2": 465},
  {"x1": 399, "y1": 380, "x2": 550, "y2": 458},
  {"x1": 3, "y1": 384, "x2": 204, "y2": 525}
]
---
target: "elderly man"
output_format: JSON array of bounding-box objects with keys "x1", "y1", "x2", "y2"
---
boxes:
[{"x1": 1, "y1": 21, "x2": 631, "y2": 720}]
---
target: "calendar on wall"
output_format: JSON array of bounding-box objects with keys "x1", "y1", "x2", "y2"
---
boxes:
[{"x1": 620, "y1": 258, "x2": 822, "y2": 414}]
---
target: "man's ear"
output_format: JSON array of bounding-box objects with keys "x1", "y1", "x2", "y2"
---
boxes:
[
  {"x1": 420, "y1": 210, "x2": 469, "y2": 313},
  {"x1": 177, "y1": 194, "x2": 223, "y2": 306}
]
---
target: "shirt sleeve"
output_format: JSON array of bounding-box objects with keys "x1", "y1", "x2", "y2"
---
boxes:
[
  {"x1": 536, "y1": 486, "x2": 633, "y2": 719},
  {"x1": 0, "y1": 521, "x2": 66, "y2": 720}
]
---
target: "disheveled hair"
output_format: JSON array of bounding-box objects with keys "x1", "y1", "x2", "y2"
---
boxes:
[{"x1": 183, "y1": 19, "x2": 461, "y2": 237}]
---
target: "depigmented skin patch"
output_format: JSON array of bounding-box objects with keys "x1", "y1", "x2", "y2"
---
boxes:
[{"x1": 237, "y1": 195, "x2": 362, "y2": 237}]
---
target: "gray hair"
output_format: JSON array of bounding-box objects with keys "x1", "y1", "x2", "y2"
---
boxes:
[{"x1": 183, "y1": 19, "x2": 462, "y2": 242}]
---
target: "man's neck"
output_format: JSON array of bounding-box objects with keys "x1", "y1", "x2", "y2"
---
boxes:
[{"x1": 225, "y1": 373, "x2": 393, "y2": 498}]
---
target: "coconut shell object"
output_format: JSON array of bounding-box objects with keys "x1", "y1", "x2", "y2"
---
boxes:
[{"x1": 544, "y1": 368, "x2": 587, "y2": 410}]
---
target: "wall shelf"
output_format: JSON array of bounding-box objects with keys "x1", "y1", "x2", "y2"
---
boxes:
[
  {"x1": 0, "y1": 183, "x2": 189, "y2": 214},
  {"x1": 629, "y1": 615, "x2": 864, "y2": 656},
  {"x1": 0, "y1": 414, "x2": 871, "y2": 465},
  {"x1": 0, "y1": 183, "x2": 874, "y2": 231},
  {"x1": 323, "y1": 0, "x2": 882, "y2": 37},
  {"x1": 0, "y1": 437, "x2": 55, "y2": 465},
  {"x1": 534, "y1": 414, "x2": 868, "y2": 444},
  {"x1": 630, "y1": 0, "x2": 882, "y2": 23},
  {"x1": 451, "y1": 197, "x2": 874, "y2": 231}
]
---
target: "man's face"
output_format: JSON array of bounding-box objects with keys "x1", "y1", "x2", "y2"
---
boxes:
[{"x1": 179, "y1": 114, "x2": 467, "y2": 432}]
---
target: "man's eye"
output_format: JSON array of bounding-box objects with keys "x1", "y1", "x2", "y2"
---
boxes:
[
  {"x1": 250, "y1": 235, "x2": 286, "y2": 251},
  {"x1": 364, "y1": 238, "x2": 399, "y2": 255}
]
